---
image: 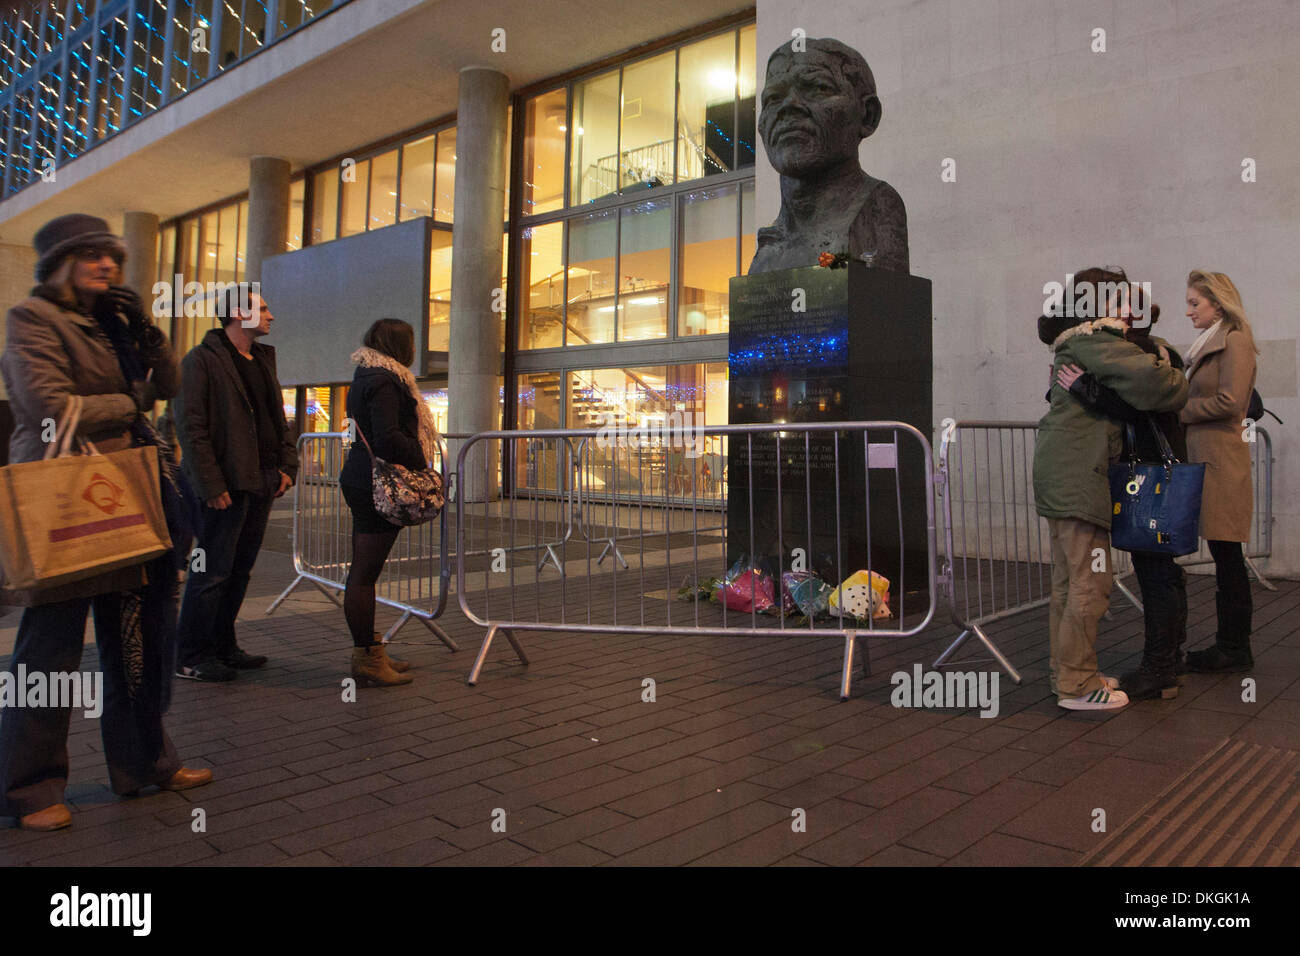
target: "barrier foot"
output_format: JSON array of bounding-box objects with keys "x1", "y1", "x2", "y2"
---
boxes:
[
  {"x1": 538, "y1": 544, "x2": 565, "y2": 577},
  {"x1": 380, "y1": 610, "x2": 411, "y2": 643},
  {"x1": 1114, "y1": 574, "x2": 1143, "y2": 613},
  {"x1": 1246, "y1": 556, "x2": 1278, "y2": 592},
  {"x1": 265, "y1": 574, "x2": 307, "y2": 614},
  {"x1": 467, "y1": 625, "x2": 527, "y2": 686},
  {"x1": 420, "y1": 616, "x2": 459, "y2": 652},
  {"x1": 839, "y1": 630, "x2": 858, "y2": 701},
  {"x1": 311, "y1": 579, "x2": 344, "y2": 608},
  {"x1": 596, "y1": 540, "x2": 629, "y2": 569},
  {"x1": 934, "y1": 626, "x2": 1022, "y2": 684}
]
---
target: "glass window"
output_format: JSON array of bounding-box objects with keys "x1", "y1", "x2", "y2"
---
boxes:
[
  {"x1": 518, "y1": 221, "x2": 564, "y2": 350},
  {"x1": 158, "y1": 225, "x2": 176, "y2": 285},
  {"x1": 287, "y1": 177, "x2": 304, "y2": 251},
  {"x1": 514, "y1": 371, "x2": 564, "y2": 492},
  {"x1": 368, "y1": 148, "x2": 398, "y2": 230},
  {"x1": 565, "y1": 209, "x2": 615, "y2": 346},
  {"x1": 241, "y1": 0, "x2": 268, "y2": 58},
  {"x1": 399, "y1": 134, "x2": 435, "y2": 221},
  {"x1": 310, "y1": 168, "x2": 337, "y2": 244},
  {"x1": 215, "y1": 205, "x2": 237, "y2": 283},
  {"x1": 677, "y1": 33, "x2": 736, "y2": 180},
  {"x1": 523, "y1": 89, "x2": 566, "y2": 216},
  {"x1": 738, "y1": 25, "x2": 757, "y2": 169},
  {"x1": 280, "y1": 388, "x2": 297, "y2": 433},
  {"x1": 339, "y1": 158, "x2": 369, "y2": 238},
  {"x1": 304, "y1": 387, "x2": 331, "y2": 433},
  {"x1": 740, "y1": 180, "x2": 756, "y2": 274},
  {"x1": 199, "y1": 211, "x2": 218, "y2": 282},
  {"x1": 236, "y1": 199, "x2": 249, "y2": 279},
  {"x1": 570, "y1": 69, "x2": 618, "y2": 205},
  {"x1": 217, "y1": 0, "x2": 240, "y2": 70},
  {"x1": 428, "y1": 230, "x2": 452, "y2": 351},
  {"x1": 620, "y1": 51, "x2": 675, "y2": 192},
  {"x1": 618, "y1": 198, "x2": 670, "y2": 341},
  {"x1": 434, "y1": 128, "x2": 456, "y2": 222},
  {"x1": 678, "y1": 183, "x2": 737, "y2": 336}
]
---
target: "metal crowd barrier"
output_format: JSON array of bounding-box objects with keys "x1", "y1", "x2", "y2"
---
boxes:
[
  {"x1": 265, "y1": 430, "x2": 458, "y2": 650},
  {"x1": 456, "y1": 421, "x2": 939, "y2": 701},
  {"x1": 933, "y1": 420, "x2": 1276, "y2": 681}
]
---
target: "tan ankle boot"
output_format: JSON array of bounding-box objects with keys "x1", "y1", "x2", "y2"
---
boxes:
[
  {"x1": 351, "y1": 645, "x2": 413, "y2": 687},
  {"x1": 373, "y1": 633, "x2": 410, "y2": 672}
]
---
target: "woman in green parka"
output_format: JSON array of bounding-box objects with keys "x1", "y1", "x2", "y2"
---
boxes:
[{"x1": 1033, "y1": 268, "x2": 1189, "y2": 712}]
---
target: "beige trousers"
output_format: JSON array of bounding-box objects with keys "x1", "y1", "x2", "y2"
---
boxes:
[{"x1": 1047, "y1": 517, "x2": 1113, "y2": 699}]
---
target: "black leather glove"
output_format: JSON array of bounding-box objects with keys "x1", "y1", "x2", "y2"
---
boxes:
[
  {"x1": 130, "y1": 379, "x2": 158, "y2": 412},
  {"x1": 106, "y1": 285, "x2": 165, "y2": 350}
]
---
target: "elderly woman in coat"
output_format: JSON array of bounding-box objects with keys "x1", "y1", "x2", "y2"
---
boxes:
[
  {"x1": 1180, "y1": 270, "x2": 1260, "y2": 674},
  {"x1": 0, "y1": 214, "x2": 211, "y2": 832}
]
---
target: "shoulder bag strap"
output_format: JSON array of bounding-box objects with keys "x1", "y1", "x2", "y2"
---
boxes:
[
  {"x1": 1144, "y1": 413, "x2": 1177, "y2": 464},
  {"x1": 44, "y1": 395, "x2": 83, "y2": 460}
]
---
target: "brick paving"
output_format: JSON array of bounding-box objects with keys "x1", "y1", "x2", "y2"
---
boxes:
[{"x1": 1, "y1": 499, "x2": 1298, "y2": 866}]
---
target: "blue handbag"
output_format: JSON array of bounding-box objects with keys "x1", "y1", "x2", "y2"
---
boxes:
[{"x1": 1108, "y1": 415, "x2": 1205, "y2": 556}]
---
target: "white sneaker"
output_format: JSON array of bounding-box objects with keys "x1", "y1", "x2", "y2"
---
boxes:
[
  {"x1": 1101, "y1": 674, "x2": 1119, "y2": 690},
  {"x1": 1059, "y1": 686, "x2": 1129, "y2": 711}
]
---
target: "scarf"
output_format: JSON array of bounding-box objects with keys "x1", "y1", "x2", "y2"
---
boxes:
[
  {"x1": 1183, "y1": 319, "x2": 1222, "y2": 370},
  {"x1": 351, "y1": 346, "x2": 440, "y2": 464}
]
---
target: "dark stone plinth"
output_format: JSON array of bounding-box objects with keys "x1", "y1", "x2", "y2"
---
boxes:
[{"x1": 727, "y1": 263, "x2": 933, "y2": 596}]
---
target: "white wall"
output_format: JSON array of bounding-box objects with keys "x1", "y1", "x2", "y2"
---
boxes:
[{"x1": 755, "y1": 0, "x2": 1300, "y2": 577}]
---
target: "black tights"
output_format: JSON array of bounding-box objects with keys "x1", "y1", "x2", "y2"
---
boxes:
[{"x1": 344, "y1": 528, "x2": 400, "y2": 647}]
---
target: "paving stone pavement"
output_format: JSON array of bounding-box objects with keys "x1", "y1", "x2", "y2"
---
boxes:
[{"x1": 1, "y1": 505, "x2": 1297, "y2": 867}]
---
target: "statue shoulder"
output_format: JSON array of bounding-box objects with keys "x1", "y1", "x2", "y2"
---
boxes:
[
  {"x1": 851, "y1": 176, "x2": 910, "y2": 272},
  {"x1": 859, "y1": 177, "x2": 907, "y2": 224}
]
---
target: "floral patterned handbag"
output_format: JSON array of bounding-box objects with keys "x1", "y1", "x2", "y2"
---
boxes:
[{"x1": 351, "y1": 422, "x2": 444, "y2": 527}]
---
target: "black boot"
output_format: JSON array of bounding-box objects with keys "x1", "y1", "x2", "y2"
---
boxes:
[
  {"x1": 1119, "y1": 663, "x2": 1179, "y2": 700},
  {"x1": 1187, "y1": 589, "x2": 1254, "y2": 673},
  {"x1": 1122, "y1": 554, "x2": 1183, "y2": 700}
]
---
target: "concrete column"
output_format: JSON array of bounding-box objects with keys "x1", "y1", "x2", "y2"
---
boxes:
[
  {"x1": 121, "y1": 211, "x2": 159, "y2": 300},
  {"x1": 448, "y1": 66, "x2": 508, "y2": 501},
  {"x1": 246, "y1": 156, "x2": 291, "y2": 285}
]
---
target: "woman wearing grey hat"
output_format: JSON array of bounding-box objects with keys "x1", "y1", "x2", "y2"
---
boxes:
[{"x1": 0, "y1": 214, "x2": 212, "y2": 832}]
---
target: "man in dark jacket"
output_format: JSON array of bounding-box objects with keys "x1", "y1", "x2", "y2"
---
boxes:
[{"x1": 173, "y1": 284, "x2": 298, "y2": 680}]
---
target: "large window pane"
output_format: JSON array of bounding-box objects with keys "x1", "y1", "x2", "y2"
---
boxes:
[
  {"x1": 428, "y1": 230, "x2": 452, "y2": 351},
  {"x1": 678, "y1": 183, "x2": 737, "y2": 336},
  {"x1": 215, "y1": 205, "x2": 237, "y2": 283},
  {"x1": 339, "y1": 158, "x2": 369, "y2": 237},
  {"x1": 618, "y1": 198, "x2": 670, "y2": 341},
  {"x1": 738, "y1": 25, "x2": 757, "y2": 169},
  {"x1": 566, "y1": 209, "x2": 615, "y2": 346},
  {"x1": 199, "y1": 211, "x2": 218, "y2": 282},
  {"x1": 368, "y1": 148, "x2": 398, "y2": 230},
  {"x1": 523, "y1": 89, "x2": 566, "y2": 216},
  {"x1": 519, "y1": 221, "x2": 564, "y2": 350},
  {"x1": 620, "y1": 51, "x2": 675, "y2": 191},
  {"x1": 568, "y1": 365, "x2": 667, "y2": 497},
  {"x1": 235, "y1": 199, "x2": 248, "y2": 280},
  {"x1": 570, "y1": 69, "x2": 618, "y2": 205},
  {"x1": 399, "y1": 134, "x2": 435, "y2": 221},
  {"x1": 311, "y1": 168, "x2": 337, "y2": 244},
  {"x1": 240, "y1": 0, "x2": 268, "y2": 58},
  {"x1": 287, "y1": 177, "x2": 304, "y2": 251},
  {"x1": 740, "y1": 180, "x2": 756, "y2": 273},
  {"x1": 435, "y1": 128, "x2": 456, "y2": 222},
  {"x1": 678, "y1": 32, "x2": 736, "y2": 181},
  {"x1": 515, "y1": 371, "x2": 563, "y2": 492}
]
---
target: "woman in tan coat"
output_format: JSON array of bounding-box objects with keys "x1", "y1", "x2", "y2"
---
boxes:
[
  {"x1": 1180, "y1": 270, "x2": 1259, "y2": 673},
  {"x1": 0, "y1": 214, "x2": 211, "y2": 831}
]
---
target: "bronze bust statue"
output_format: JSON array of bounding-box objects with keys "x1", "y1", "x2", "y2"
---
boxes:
[{"x1": 748, "y1": 37, "x2": 909, "y2": 275}]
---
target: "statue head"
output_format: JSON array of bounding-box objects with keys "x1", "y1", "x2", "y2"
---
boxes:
[{"x1": 758, "y1": 37, "x2": 881, "y2": 180}]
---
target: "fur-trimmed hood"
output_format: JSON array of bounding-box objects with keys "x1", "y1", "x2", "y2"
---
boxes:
[
  {"x1": 1038, "y1": 315, "x2": 1128, "y2": 351},
  {"x1": 351, "y1": 346, "x2": 440, "y2": 464}
]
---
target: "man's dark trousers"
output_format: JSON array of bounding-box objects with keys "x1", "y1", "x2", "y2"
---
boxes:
[{"x1": 178, "y1": 468, "x2": 278, "y2": 666}]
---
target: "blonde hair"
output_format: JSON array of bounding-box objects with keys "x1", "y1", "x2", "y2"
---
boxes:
[{"x1": 1188, "y1": 269, "x2": 1260, "y2": 353}]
